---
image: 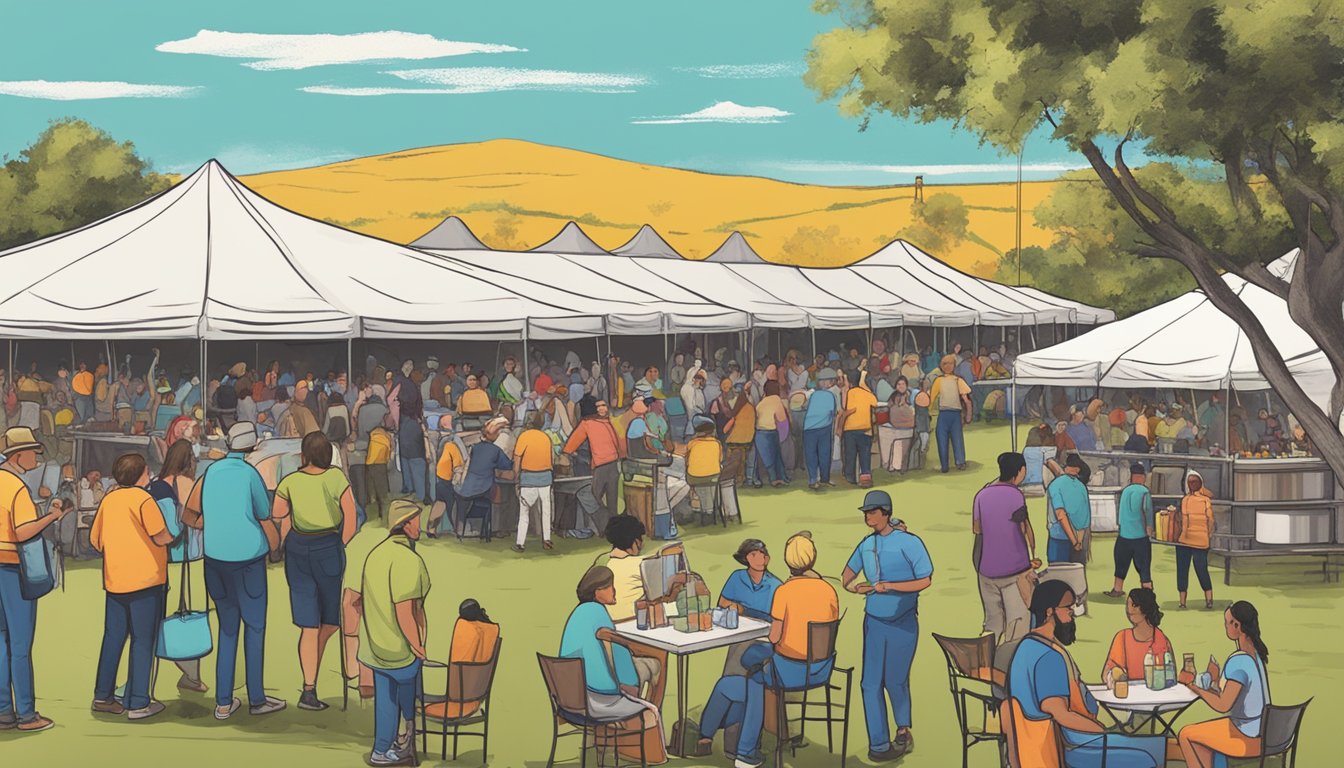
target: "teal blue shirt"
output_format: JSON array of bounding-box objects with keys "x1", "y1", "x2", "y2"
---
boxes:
[
  {"x1": 845, "y1": 529, "x2": 934, "y2": 622},
  {"x1": 200, "y1": 452, "x2": 272, "y2": 563},
  {"x1": 1046, "y1": 473, "x2": 1091, "y2": 541},
  {"x1": 1117, "y1": 483, "x2": 1154, "y2": 540},
  {"x1": 559, "y1": 601, "x2": 637, "y2": 695}
]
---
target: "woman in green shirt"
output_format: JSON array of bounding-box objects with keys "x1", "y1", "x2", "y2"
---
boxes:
[{"x1": 272, "y1": 431, "x2": 358, "y2": 711}]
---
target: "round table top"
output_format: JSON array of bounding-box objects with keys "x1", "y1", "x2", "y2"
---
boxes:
[{"x1": 1087, "y1": 681, "x2": 1200, "y2": 711}]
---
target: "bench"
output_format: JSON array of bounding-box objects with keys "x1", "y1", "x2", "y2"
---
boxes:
[{"x1": 1212, "y1": 546, "x2": 1344, "y2": 586}]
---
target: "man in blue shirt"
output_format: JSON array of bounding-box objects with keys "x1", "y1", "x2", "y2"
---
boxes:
[
  {"x1": 1046, "y1": 453, "x2": 1092, "y2": 566},
  {"x1": 718, "y1": 538, "x2": 783, "y2": 621},
  {"x1": 802, "y1": 368, "x2": 839, "y2": 490},
  {"x1": 455, "y1": 418, "x2": 514, "y2": 542},
  {"x1": 1107, "y1": 463, "x2": 1155, "y2": 597},
  {"x1": 842, "y1": 490, "x2": 934, "y2": 762},
  {"x1": 183, "y1": 421, "x2": 286, "y2": 720}
]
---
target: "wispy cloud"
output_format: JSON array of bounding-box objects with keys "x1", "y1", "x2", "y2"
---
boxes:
[
  {"x1": 156, "y1": 30, "x2": 521, "y2": 71},
  {"x1": 632, "y1": 101, "x2": 791, "y2": 125},
  {"x1": 675, "y1": 63, "x2": 804, "y2": 79},
  {"x1": 765, "y1": 160, "x2": 1090, "y2": 176},
  {"x1": 0, "y1": 80, "x2": 201, "y2": 100},
  {"x1": 303, "y1": 67, "x2": 649, "y2": 96}
]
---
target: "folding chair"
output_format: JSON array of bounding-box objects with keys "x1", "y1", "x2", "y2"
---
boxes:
[
  {"x1": 1223, "y1": 699, "x2": 1311, "y2": 768},
  {"x1": 419, "y1": 636, "x2": 503, "y2": 763},
  {"x1": 768, "y1": 619, "x2": 854, "y2": 768},
  {"x1": 537, "y1": 654, "x2": 651, "y2": 768},
  {"x1": 932, "y1": 633, "x2": 1007, "y2": 768}
]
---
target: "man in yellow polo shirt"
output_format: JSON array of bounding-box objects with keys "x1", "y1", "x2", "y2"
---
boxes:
[
  {"x1": 685, "y1": 416, "x2": 724, "y2": 520},
  {"x1": 839, "y1": 370, "x2": 879, "y2": 487},
  {"x1": 512, "y1": 412, "x2": 554, "y2": 553},
  {"x1": 0, "y1": 427, "x2": 69, "y2": 732},
  {"x1": 90, "y1": 453, "x2": 174, "y2": 720},
  {"x1": 928, "y1": 354, "x2": 973, "y2": 472}
]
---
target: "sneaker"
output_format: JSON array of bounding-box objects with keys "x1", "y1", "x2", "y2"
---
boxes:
[
  {"x1": 249, "y1": 696, "x2": 287, "y2": 716},
  {"x1": 214, "y1": 697, "x2": 243, "y2": 720},
  {"x1": 0, "y1": 713, "x2": 16, "y2": 730},
  {"x1": 367, "y1": 749, "x2": 415, "y2": 766},
  {"x1": 91, "y1": 699, "x2": 126, "y2": 715},
  {"x1": 733, "y1": 753, "x2": 765, "y2": 768},
  {"x1": 543, "y1": 540, "x2": 554, "y2": 550},
  {"x1": 868, "y1": 744, "x2": 904, "y2": 762},
  {"x1": 393, "y1": 725, "x2": 415, "y2": 753},
  {"x1": 177, "y1": 674, "x2": 209, "y2": 693},
  {"x1": 16, "y1": 715, "x2": 55, "y2": 733},
  {"x1": 298, "y1": 689, "x2": 329, "y2": 711},
  {"x1": 511, "y1": 544, "x2": 525, "y2": 553},
  {"x1": 127, "y1": 701, "x2": 166, "y2": 721},
  {"x1": 895, "y1": 729, "x2": 915, "y2": 753}
]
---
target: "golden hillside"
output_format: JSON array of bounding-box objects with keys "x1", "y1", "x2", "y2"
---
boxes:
[{"x1": 242, "y1": 139, "x2": 1062, "y2": 274}]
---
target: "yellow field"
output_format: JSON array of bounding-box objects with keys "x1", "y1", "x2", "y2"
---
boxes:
[{"x1": 241, "y1": 138, "x2": 1061, "y2": 274}]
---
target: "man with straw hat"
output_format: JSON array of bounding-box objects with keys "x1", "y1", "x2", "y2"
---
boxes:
[
  {"x1": 359, "y1": 499, "x2": 430, "y2": 766},
  {"x1": 0, "y1": 427, "x2": 68, "y2": 732}
]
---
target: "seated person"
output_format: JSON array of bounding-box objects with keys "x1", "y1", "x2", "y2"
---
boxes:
[
  {"x1": 560, "y1": 566, "x2": 667, "y2": 765},
  {"x1": 424, "y1": 598, "x2": 500, "y2": 720},
  {"x1": 693, "y1": 532, "x2": 838, "y2": 766},
  {"x1": 453, "y1": 417, "x2": 513, "y2": 537},
  {"x1": 1102, "y1": 588, "x2": 1173, "y2": 684},
  {"x1": 717, "y1": 538, "x2": 782, "y2": 622},
  {"x1": 592, "y1": 515, "x2": 667, "y2": 705},
  {"x1": 1175, "y1": 601, "x2": 1272, "y2": 768},
  {"x1": 685, "y1": 416, "x2": 724, "y2": 513},
  {"x1": 456, "y1": 374, "x2": 493, "y2": 428},
  {"x1": 1004, "y1": 580, "x2": 1165, "y2": 768}
]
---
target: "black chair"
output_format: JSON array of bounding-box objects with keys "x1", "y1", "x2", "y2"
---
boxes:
[
  {"x1": 932, "y1": 633, "x2": 1007, "y2": 768},
  {"x1": 537, "y1": 654, "x2": 651, "y2": 768},
  {"x1": 454, "y1": 494, "x2": 494, "y2": 543},
  {"x1": 766, "y1": 619, "x2": 853, "y2": 768},
  {"x1": 1226, "y1": 699, "x2": 1311, "y2": 768},
  {"x1": 418, "y1": 636, "x2": 503, "y2": 763}
]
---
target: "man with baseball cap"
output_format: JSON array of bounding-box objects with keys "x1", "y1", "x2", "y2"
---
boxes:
[
  {"x1": 359, "y1": 499, "x2": 431, "y2": 766},
  {"x1": 842, "y1": 490, "x2": 934, "y2": 761},
  {"x1": 0, "y1": 427, "x2": 69, "y2": 732},
  {"x1": 183, "y1": 421, "x2": 286, "y2": 720},
  {"x1": 802, "y1": 368, "x2": 839, "y2": 490}
]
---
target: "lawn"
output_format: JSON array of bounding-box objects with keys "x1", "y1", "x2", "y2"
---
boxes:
[{"x1": 3, "y1": 423, "x2": 1340, "y2": 767}]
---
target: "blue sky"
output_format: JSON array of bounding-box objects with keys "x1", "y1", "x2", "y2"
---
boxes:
[{"x1": 0, "y1": 0, "x2": 1088, "y2": 185}]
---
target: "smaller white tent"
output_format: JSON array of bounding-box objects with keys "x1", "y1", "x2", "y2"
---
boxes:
[
  {"x1": 1013, "y1": 251, "x2": 1335, "y2": 410},
  {"x1": 529, "y1": 221, "x2": 609, "y2": 255},
  {"x1": 705, "y1": 231, "x2": 767, "y2": 264},
  {"x1": 409, "y1": 216, "x2": 488, "y2": 250},
  {"x1": 613, "y1": 224, "x2": 682, "y2": 259}
]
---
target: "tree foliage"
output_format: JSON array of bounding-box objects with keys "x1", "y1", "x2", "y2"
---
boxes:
[
  {"x1": 896, "y1": 192, "x2": 969, "y2": 255},
  {"x1": 0, "y1": 119, "x2": 171, "y2": 251},
  {"x1": 779, "y1": 224, "x2": 861, "y2": 265}
]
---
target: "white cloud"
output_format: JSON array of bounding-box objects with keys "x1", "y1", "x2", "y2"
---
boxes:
[
  {"x1": 766, "y1": 160, "x2": 1090, "y2": 176},
  {"x1": 302, "y1": 67, "x2": 649, "y2": 96},
  {"x1": 632, "y1": 101, "x2": 791, "y2": 125},
  {"x1": 675, "y1": 63, "x2": 804, "y2": 79},
  {"x1": 156, "y1": 30, "x2": 521, "y2": 71},
  {"x1": 0, "y1": 80, "x2": 200, "y2": 100}
]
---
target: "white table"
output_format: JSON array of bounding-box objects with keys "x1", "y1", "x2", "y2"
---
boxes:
[
  {"x1": 1087, "y1": 682, "x2": 1201, "y2": 737},
  {"x1": 614, "y1": 617, "x2": 771, "y2": 756}
]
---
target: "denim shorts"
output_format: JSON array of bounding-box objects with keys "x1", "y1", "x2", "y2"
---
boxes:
[{"x1": 283, "y1": 531, "x2": 344, "y2": 628}]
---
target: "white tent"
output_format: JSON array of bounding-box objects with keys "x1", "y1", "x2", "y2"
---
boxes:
[
  {"x1": 529, "y1": 221, "x2": 609, "y2": 255},
  {"x1": 612, "y1": 224, "x2": 682, "y2": 259},
  {"x1": 1012, "y1": 251, "x2": 1335, "y2": 410},
  {"x1": 704, "y1": 231, "x2": 768, "y2": 264},
  {"x1": 409, "y1": 216, "x2": 488, "y2": 250}
]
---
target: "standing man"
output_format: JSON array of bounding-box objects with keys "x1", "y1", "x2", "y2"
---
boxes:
[
  {"x1": 1046, "y1": 453, "x2": 1092, "y2": 566},
  {"x1": 90, "y1": 453, "x2": 174, "y2": 720},
  {"x1": 1106, "y1": 463, "x2": 1155, "y2": 597},
  {"x1": 680, "y1": 359, "x2": 708, "y2": 439},
  {"x1": 0, "y1": 427, "x2": 68, "y2": 732},
  {"x1": 842, "y1": 490, "x2": 934, "y2": 762},
  {"x1": 71, "y1": 362, "x2": 95, "y2": 424},
  {"x1": 389, "y1": 360, "x2": 428, "y2": 504},
  {"x1": 928, "y1": 354, "x2": 973, "y2": 473},
  {"x1": 972, "y1": 452, "x2": 1038, "y2": 646},
  {"x1": 803, "y1": 367, "x2": 839, "y2": 490},
  {"x1": 563, "y1": 396, "x2": 625, "y2": 534},
  {"x1": 838, "y1": 370, "x2": 878, "y2": 487},
  {"x1": 359, "y1": 500, "x2": 431, "y2": 767},
  {"x1": 513, "y1": 412, "x2": 555, "y2": 553},
  {"x1": 182, "y1": 422, "x2": 287, "y2": 720}
]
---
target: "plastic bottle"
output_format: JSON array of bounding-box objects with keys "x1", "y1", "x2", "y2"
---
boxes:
[
  {"x1": 1143, "y1": 650, "x2": 1155, "y2": 689},
  {"x1": 1163, "y1": 651, "x2": 1177, "y2": 689},
  {"x1": 1151, "y1": 654, "x2": 1166, "y2": 690}
]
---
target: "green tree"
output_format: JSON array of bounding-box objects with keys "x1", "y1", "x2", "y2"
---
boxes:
[
  {"x1": 780, "y1": 224, "x2": 861, "y2": 265},
  {"x1": 807, "y1": 0, "x2": 1344, "y2": 474},
  {"x1": 897, "y1": 192, "x2": 969, "y2": 255},
  {"x1": 0, "y1": 119, "x2": 171, "y2": 250}
]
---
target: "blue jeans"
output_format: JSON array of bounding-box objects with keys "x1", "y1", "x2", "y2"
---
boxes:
[
  {"x1": 701, "y1": 642, "x2": 832, "y2": 760},
  {"x1": 861, "y1": 612, "x2": 919, "y2": 752},
  {"x1": 935, "y1": 410, "x2": 965, "y2": 471},
  {"x1": 1047, "y1": 537, "x2": 1075, "y2": 565},
  {"x1": 1061, "y1": 728, "x2": 1166, "y2": 767},
  {"x1": 753, "y1": 430, "x2": 786, "y2": 484},
  {"x1": 94, "y1": 585, "x2": 166, "y2": 710},
  {"x1": 1175, "y1": 546, "x2": 1213, "y2": 593},
  {"x1": 0, "y1": 564, "x2": 38, "y2": 721},
  {"x1": 373, "y1": 660, "x2": 422, "y2": 754},
  {"x1": 75, "y1": 393, "x2": 94, "y2": 423},
  {"x1": 803, "y1": 427, "x2": 833, "y2": 484},
  {"x1": 842, "y1": 430, "x2": 873, "y2": 482},
  {"x1": 205, "y1": 556, "x2": 269, "y2": 707},
  {"x1": 400, "y1": 457, "x2": 428, "y2": 500}
]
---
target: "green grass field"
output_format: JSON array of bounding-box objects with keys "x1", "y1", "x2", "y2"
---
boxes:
[{"x1": 3, "y1": 424, "x2": 1340, "y2": 767}]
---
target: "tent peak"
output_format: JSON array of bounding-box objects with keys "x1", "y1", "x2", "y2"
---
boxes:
[
  {"x1": 705, "y1": 231, "x2": 766, "y2": 264},
  {"x1": 409, "y1": 215, "x2": 489, "y2": 250},
  {"x1": 612, "y1": 223, "x2": 682, "y2": 259},
  {"x1": 529, "y1": 221, "x2": 609, "y2": 255}
]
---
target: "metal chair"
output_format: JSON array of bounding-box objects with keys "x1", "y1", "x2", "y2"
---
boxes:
[
  {"x1": 418, "y1": 636, "x2": 503, "y2": 763},
  {"x1": 932, "y1": 633, "x2": 1007, "y2": 768},
  {"x1": 536, "y1": 654, "x2": 650, "y2": 768},
  {"x1": 767, "y1": 618, "x2": 853, "y2": 768},
  {"x1": 339, "y1": 588, "x2": 365, "y2": 711},
  {"x1": 1224, "y1": 698, "x2": 1311, "y2": 768}
]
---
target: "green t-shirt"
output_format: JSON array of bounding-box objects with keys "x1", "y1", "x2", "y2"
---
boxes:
[
  {"x1": 358, "y1": 535, "x2": 431, "y2": 670},
  {"x1": 276, "y1": 468, "x2": 350, "y2": 533}
]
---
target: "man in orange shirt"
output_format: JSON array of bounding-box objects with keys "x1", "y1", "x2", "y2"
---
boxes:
[
  {"x1": 563, "y1": 396, "x2": 625, "y2": 534},
  {"x1": 513, "y1": 412, "x2": 555, "y2": 553},
  {"x1": 90, "y1": 453, "x2": 175, "y2": 720},
  {"x1": 839, "y1": 370, "x2": 879, "y2": 487},
  {"x1": 71, "y1": 362, "x2": 96, "y2": 424}
]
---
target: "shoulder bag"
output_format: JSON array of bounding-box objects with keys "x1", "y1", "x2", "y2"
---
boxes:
[{"x1": 157, "y1": 470, "x2": 213, "y2": 661}]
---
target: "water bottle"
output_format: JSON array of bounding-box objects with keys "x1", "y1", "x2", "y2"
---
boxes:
[
  {"x1": 1163, "y1": 651, "x2": 1176, "y2": 689},
  {"x1": 1143, "y1": 650, "x2": 1155, "y2": 689},
  {"x1": 1151, "y1": 655, "x2": 1166, "y2": 690}
]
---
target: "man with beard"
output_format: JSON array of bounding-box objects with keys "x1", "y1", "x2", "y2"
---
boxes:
[{"x1": 1004, "y1": 580, "x2": 1165, "y2": 767}]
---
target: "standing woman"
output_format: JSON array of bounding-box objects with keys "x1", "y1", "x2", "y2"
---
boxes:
[
  {"x1": 149, "y1": 439, "x2": 208, "y2": 693},
  {"x1": 1175, "y1": 601, "x2": 1272, "y2": 767},
  {"x1": 1174, "y1": 470, "x2": 1214, "y2": 610},
  {"x1": 753, "y1": 380, "x2": 789, "y2": 487},
  {"x1": 271, "y1": 431, "x2": 358, "y2": 711}
]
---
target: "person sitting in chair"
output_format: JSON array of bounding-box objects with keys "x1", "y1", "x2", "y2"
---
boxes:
[{"x1": 453, "y1": 417, "x2": 513, "y2": 540}]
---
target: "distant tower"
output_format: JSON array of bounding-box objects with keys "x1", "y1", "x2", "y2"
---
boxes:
[{"x1": 913, "y1": 175, "x2": 925, "y2": 203}]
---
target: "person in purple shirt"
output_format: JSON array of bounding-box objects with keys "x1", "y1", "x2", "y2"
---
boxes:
[{"x1": 973, "y1": 452, "x2": 1039, "y2": 645}]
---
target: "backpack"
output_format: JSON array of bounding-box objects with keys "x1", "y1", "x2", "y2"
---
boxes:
[{"x1": 216, "y1": 378, "x2": 238, "y2": 410}]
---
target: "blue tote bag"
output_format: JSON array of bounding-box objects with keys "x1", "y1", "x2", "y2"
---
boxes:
[{"x1": 156, "y1": 549, "x2": 212, "y2": 661}]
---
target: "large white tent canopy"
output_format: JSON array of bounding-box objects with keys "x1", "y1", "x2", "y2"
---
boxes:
[{"x1": 1012, "y1": 251, "x2": 1336, "y2": 411}]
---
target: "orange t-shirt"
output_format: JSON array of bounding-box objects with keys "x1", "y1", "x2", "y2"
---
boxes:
[
  {"x1": 90, "y1": 487, "x2": 168, "y2": 594},
  {"x1": 0, "y1": 469, "x2": 39, "y2": 566},
  {"x1": 1105, "y1": 627, "x2": 1173, "y2": 682},
  {"x1": 513, "y1": 429, "x2": 554, "y2": 472},
  {"x1": 770, "y1": 576, "x2": 840, "y2": 661},
  {"x1": 72, "y1": 370, "x2": 95, "y2": 397}
]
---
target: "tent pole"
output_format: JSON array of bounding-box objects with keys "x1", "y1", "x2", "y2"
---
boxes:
[
  {"x1": 1225, "y1": 383, "x2": 1232, "y2": 456},
  {"x1": 811, "y1": 327, "x2": 817, "y2": 361},
  {"x1": 254, "y1": 341, "x2": 259, "y2": 377},
  {"x1": 199, "y1": 339, "x2": 207, "y2": 433},
  {"x1": 522, "y1": 322, "x2": 530, "y2": 393},
  {"x1": 346, "y1": 338, "x2": 353, "y2": 391},
  {"x1": 1011, "y1": 380, "x2": 1018, "y2": 452}
]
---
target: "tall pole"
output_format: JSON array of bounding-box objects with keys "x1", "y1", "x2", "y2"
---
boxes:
[
  {"x1": 1016, "y1": 141, "x2": 1024, "y2": 286},
  {"x1": 521, "y1": 322, "x2": 531, "y2": 393},
  {"x1": 199, "y1": 339, "x2": 207, "y2": 435},
  {"x1": 1011, "y1": 380, "x2": 1019, "y2": 452}
]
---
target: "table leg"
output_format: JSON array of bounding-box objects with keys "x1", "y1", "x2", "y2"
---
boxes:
[
  {"x1": 670, "y1": 654, "x2": 689, "y2": 757},
  {"x1": 1224, "y1": 555, "x2": 1232, "y2": 586}
]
